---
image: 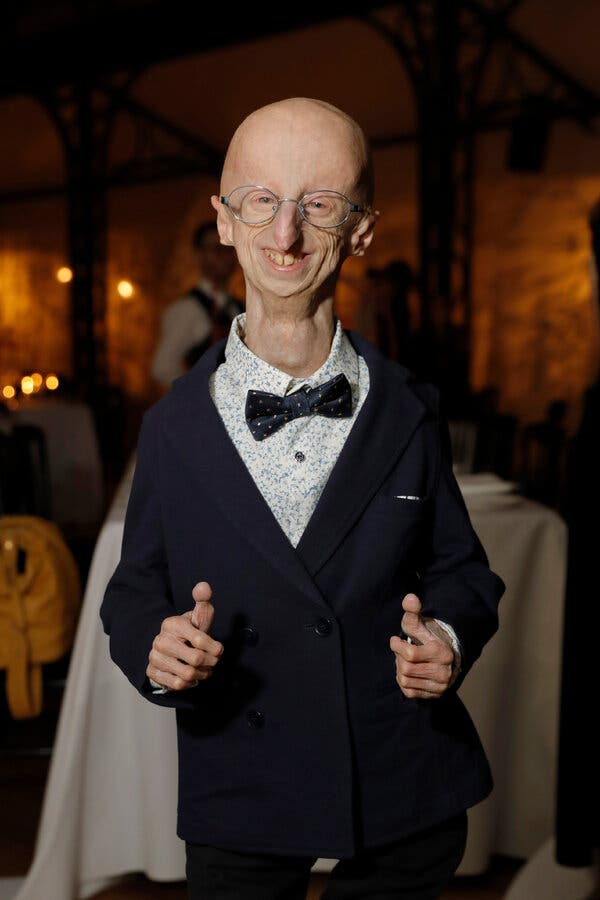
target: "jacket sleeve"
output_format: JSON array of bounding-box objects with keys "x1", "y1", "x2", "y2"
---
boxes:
[
  {"x1": 418, "y1": 390, "x2": 505, "y2": 691},
  {"x1": 100, "y1": 405, "x2": 201, "y2": 709}
]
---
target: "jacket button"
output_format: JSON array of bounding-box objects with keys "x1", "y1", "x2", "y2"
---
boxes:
[
  {"x1": 246, "y1": 709, "x2": 264, "y2": 729},
  {"x1": 314, "y1": 617, "x2": 333, "y2": 637},
  {"x1": 242, "y1": 626, "x2": 259, "y2": 646}
]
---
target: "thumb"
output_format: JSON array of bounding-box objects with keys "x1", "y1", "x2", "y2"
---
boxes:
[
  {"x1": 191, "y1": 581, "x2": 214, "y2": 632},
  {"x1": 400, "y1": 592, "x2": 435, "y2": 645}
]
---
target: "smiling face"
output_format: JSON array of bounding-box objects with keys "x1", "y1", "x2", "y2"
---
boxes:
[{"x1": 211, "y1": 99, "x2": 376, "y2": 308}]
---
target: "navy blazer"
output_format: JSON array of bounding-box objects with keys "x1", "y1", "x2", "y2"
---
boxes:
[{"x1": 101, "y1": 331, "x2": 504, "y2": 858}]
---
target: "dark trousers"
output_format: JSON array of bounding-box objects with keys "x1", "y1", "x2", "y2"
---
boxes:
[{"x1": 186, "y1": 811, "x2": 467, "y2": 900}]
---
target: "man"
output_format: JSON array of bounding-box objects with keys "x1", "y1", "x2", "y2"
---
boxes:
[
  {"x1": 151, "y1": 221, "x2": 242, "y2": 388},
  {"x1": 101, "y1": 98, "x2": 504, "y2": 900}
]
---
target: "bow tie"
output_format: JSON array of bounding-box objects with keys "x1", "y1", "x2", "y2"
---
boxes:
[{"x1": 245, "y1": 373, "x2": 353, "y2": 441}]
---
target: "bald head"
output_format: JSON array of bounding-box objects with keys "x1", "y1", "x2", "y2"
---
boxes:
[{"x1": 221, "y1": 98, "x2": 374, "y2": 205}]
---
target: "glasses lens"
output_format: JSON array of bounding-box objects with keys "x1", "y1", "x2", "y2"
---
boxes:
[
  {"x1": 300, "y1": 192, "x2": 350, "y2": 227},
  {"x1": 228, "y1": 187, "x2": 278, "y2": 223}
]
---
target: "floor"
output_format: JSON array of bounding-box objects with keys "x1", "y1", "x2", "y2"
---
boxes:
[{"x1": 0, "y1": 673, "x2": 522, "y2": 900}]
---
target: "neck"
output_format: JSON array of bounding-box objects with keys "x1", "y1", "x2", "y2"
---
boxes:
[{"x1": 243, "y1": 295, "x2": 336, "y2": 378}]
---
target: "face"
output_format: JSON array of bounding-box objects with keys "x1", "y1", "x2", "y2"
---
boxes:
[
  {"x1": 211, "y1": 101, "x2": 376, "y2": 305},
  {"x1": 196, "y1": 228, "x2": 237, "y2": 285}
]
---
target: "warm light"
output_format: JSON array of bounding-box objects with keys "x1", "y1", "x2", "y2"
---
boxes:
[
  {"x1": 31, "y1": 372, "x2": 43, "y2": 391},
  {"x1": 117, "y1": 280, "x2": 135, "y2": 299},
  {"x1": 21, "y1": 376, "x2": 34, "y2": 395},
  {"x1": 2, "y1": 385, "x2": 15, "y2": 399},
  {"x1": 56, "y1": 266, "x2": 73, "y2": 284},
  {"x1": 46, "y1": 374, "x2": 59, "y2": 390}
]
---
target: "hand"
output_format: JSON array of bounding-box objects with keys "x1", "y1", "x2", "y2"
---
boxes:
[
  {"x1": 146, "y1": 581, "x2": 224, "y2": 691},
  {"x1": 389, "y1": 593, "x2": 456, "y2": 699}
]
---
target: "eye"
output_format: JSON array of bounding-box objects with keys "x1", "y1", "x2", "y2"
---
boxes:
[
  {"x1": 244, "y1": 192, "x2": 277, "y2": 206},
  {"x1": 243, "y1": 192, "x2": 277, "y2": 214}
]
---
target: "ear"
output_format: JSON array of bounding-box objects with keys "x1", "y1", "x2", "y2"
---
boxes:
[
  {"x1": 348, "y1": 210, "x2": 379, "y2": 257},
  {"x1": 211, "y1": 194, "x2": 235, "y2": 246}
]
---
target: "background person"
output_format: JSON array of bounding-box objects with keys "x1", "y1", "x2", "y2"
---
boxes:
[{"x1": 151, "y1": 221, "x2": 242, "y2": 389}]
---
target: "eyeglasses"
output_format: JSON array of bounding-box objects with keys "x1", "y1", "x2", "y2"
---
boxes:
[{"x1": 220, "y1": 186, "x2": 371, "y2": 229}]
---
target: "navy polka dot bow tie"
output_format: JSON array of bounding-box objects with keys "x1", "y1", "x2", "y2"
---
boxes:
[{"x1": 245, "y1": 373, "x2": 353, "y2": 441}]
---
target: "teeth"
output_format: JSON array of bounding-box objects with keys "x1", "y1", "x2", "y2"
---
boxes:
[{"x1": 266, "y1": 250, "x2": 299, "y2": 266}]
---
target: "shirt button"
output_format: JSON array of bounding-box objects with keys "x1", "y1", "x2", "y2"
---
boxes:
[
  {"x1": 294, "y1": 451, "x2": 306, "y2": 463},
  {"x1": 314, "y1": 617, "x2": 333, "y2": 637},
  {"x1": 242, "y1": 626, "x2": 259, "y2": 646},
  {"x1": 246, "y1": 710, "x2": 264, "y2": 729}
]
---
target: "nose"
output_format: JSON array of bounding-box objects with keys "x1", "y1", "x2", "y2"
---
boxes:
[{"x1": 271, "y1": 199, "x2": 302, "y2": 251}]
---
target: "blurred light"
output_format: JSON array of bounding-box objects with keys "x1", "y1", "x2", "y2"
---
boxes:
[
  {"x1": 117, "y1": 280, "x2": 135, "y2": 299},
  {"x1": 2, "y1": 385, "x2": 15, "y2": 399},
  {"x1": 57, "y1": 266, "x2": 73, "y2": 283},
  {"x1": 46, "y1": 374, "x2": 59, "y2": 390},
  {"x1": 21, "y1": 376, "x2": 34, "y2": 395},
  {"x1": 31, "y1": 372, "x2": 43, "y2": 391}
]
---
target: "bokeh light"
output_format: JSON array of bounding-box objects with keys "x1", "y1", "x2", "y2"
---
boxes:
[
  {"x1": 117, "y1": 280, "x2": 135, "y2": 299},
  {"x1": 56, "y1": 267, "x2": 73, "y2": 283}
]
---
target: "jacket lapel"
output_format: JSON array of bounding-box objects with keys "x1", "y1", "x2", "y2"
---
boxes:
[
  {"x1": 295, "y1": 332, "x2": 427, "y2": 577},
  {"x1": 164, "y1": 344, "x2": 330, "y2": 612},
  {"x1": 164, "y1": 332, "x2": 426, "y2": 605}
]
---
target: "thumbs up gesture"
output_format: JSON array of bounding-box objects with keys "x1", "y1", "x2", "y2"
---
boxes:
[
  {"x1": 146, "y1": 580, "x2": 224, "y2": 691},
  {"x1": 389, "y1": 593, "x2": 457, "y2": 699},
  {"x1": 191, "y1": 580, "x2": 215, "y2": 632}
]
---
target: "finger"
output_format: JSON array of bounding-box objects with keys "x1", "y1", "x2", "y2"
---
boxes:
[
  {"x1": 401, "y1": 592, "x2": 422, "y2": 615},
  {"x1": 163, "y1": 615, "x2": 223, "y2": 656},
  {"x1": 395, "y1": 659, "x2": 453, "y2": 683},
  {"x1": 191, "y1": 581, "x2": 214, "y2": 632},
  {"x1": 399, "y1": 683, "x2": 444, "y2": 699},
  {"x1": 148, "y1": 650, "x2": 213, "y2": 685},
  {"x1": 401, "y1": 612, "x2": 436, "y2": 646},
  {"x1": 146, "y1": 662, "x2": 209, "y2": 692},
  {"x1": 397, "y1": 671, "x2": 449, "y2": 694},
  {"x1": 400, "y1": 593, "x2": 438, "y2": 646},
  {"x1": 155, "y1": 633, "x2": 222, "y2": 669},
  {"x1": 192, "y1": 581, "x2": 212, "y2": 604},
  {"x1": 147, "y1": 650, "x2": 214, "y2": 690},
  {"x1": 390, "y1": 636, "x2": 454, "y2": 665}
]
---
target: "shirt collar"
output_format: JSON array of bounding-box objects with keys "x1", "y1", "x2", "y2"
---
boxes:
[{"x1": 223, "y1": 312, "x2": 359, "y2": 397}]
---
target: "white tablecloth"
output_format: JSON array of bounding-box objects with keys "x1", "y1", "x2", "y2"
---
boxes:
[{"x1": 12, "y1": 473, "x2": 568, "y2": 899}]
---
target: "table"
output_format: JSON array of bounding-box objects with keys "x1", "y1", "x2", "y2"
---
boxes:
[{"x1": 11, "y1": 471, "x2": 568, "y2": 899}]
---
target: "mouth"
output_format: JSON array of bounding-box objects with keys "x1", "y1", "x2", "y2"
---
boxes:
[{"x1": 263, "y1": 249, "x2": 309, "y2": 271}]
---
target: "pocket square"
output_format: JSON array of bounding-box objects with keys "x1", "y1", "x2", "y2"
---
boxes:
[{"x1": 393, "y1": 494, "x2": 423, "y2": 501}]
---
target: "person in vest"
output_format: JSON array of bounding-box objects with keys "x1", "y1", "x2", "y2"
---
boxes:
[
  {"x1": 102, "y1": 98, "x2": 504, "y2": 900},
  {"x1": 151, "y1": 221, "x2": 243, "y2": 389}
]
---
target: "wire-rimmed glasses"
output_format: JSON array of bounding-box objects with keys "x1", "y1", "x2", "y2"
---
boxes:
[{"x1": 220, "y1": 186, "x2": 371, "y2": 229}]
